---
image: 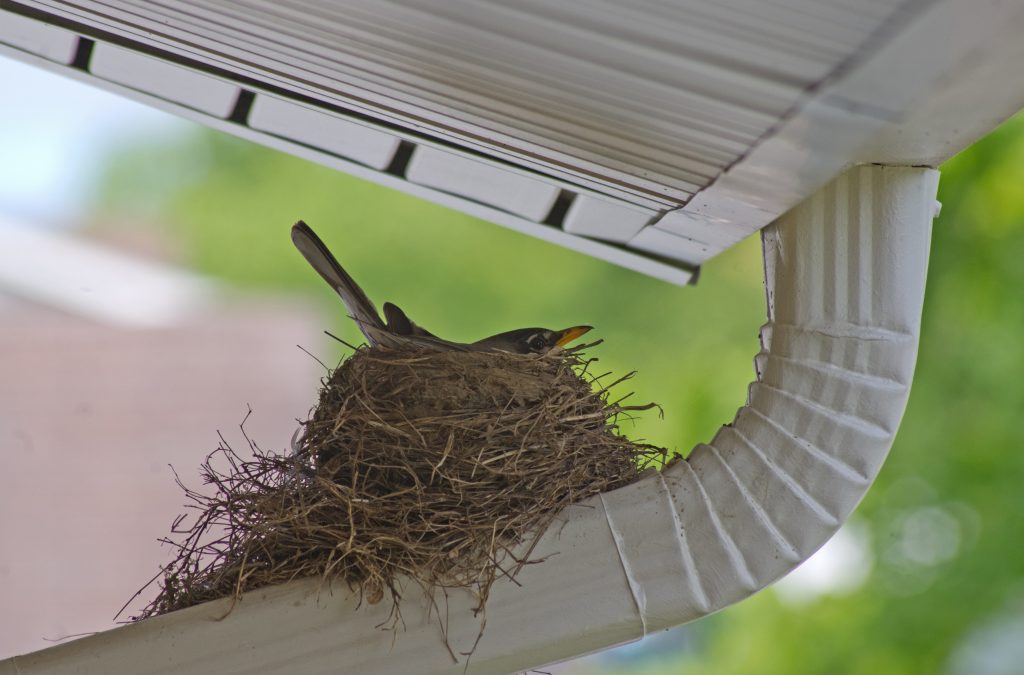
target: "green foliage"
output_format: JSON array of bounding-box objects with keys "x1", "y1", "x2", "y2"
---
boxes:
[{"x1": 91, "y1": 112, "x2": 1024, "y2": 672}]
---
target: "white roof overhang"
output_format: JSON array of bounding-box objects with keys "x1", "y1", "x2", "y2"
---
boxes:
[
  {"x1": 1, "y1": 1, "x2": 1022, "y2": 673},
  {"x1": 3, "y1": 0, "x2": 1023, "y2": 282}
]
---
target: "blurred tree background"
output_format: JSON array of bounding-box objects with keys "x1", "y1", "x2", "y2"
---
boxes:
[{"x1": 88, "y1": 111, "x2": 1024, "y2": 674}]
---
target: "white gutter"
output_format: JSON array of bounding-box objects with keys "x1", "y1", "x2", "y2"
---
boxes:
[{"x1": 1, "y1": 164, "x2": 938, "y2": 673}]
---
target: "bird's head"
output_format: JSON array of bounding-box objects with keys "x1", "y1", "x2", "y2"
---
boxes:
[{"x1": 480, "y1": 325, "x2": 593, "y2": 354}]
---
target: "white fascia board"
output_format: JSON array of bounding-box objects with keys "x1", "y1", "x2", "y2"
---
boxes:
[{"x1": 1, "y1": 165, "x2": 938, "y2": 674}]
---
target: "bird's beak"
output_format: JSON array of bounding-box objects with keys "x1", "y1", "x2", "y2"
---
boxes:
[{"x1": 554, "y1": 325, "x2": 593, "y2": 347}]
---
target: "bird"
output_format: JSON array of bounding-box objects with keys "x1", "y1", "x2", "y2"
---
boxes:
[{"x1": 291, "y1": 220, "x2": 592, "y2": 354}]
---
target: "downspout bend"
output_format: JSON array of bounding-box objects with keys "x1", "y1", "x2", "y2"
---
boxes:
[{"x1": 600, "y1": 164, "x2": 940, "y2": 632}]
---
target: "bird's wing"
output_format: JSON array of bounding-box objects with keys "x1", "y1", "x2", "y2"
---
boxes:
[
  {"x1": 383, "y1": 301, "x2": 414, "y2": 334},
  {"x1": 383, "y1": 301, "x2": 438, "y2": 338},
  {"x1": 471, "y1": 328, "x2": 529, "y2": 353},
  {"x1": 382, "y1": 302, "x2": 475, "y2": 351},
  {"x1": 291, "y1": 221, "x2": 387, "y2": 342}
]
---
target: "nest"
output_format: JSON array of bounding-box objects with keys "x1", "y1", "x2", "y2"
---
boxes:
[{"x1": 132, "y1": 345, "x2": 666, "y2": 626}]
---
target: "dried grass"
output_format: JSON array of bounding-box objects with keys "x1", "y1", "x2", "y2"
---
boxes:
[{"x1": 130, "y1": 344, "x2": 667, "y2": 627}]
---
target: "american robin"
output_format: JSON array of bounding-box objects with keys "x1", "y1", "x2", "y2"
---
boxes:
[{"x1": 291, "y1": 221, "x2": 592, "y2": 354}]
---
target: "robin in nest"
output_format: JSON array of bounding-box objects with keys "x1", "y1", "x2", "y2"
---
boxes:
[{"x1": 291, "y1": 221, "x2": 592, "y2": 354}]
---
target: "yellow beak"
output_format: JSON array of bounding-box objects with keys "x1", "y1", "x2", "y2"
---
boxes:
[{"x1": 554, "y1": 325, "x2": 593, "y2": 347}]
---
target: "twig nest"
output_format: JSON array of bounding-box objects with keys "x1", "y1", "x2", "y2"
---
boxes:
[{"x1": 136, "y1": 345, "x2": 664, "y2": 622}]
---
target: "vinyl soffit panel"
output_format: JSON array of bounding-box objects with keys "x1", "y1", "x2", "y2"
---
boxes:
[
  {"x1": 6, "y1": 0, "x2": 1022, "y2": 279},
  {"x1": 0, "y1": 12, "x2": 698, "y2": 285},
  {"x1": 0, "y1": 0, "x2": 927, "y2": 284},
  {"x1": 2, "y1": 0, "x2": 910, "y2": 207}
]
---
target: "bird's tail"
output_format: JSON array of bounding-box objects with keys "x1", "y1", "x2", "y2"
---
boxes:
[{"x1": 291, "y1": 221, "x2": 387, "y2": 342}]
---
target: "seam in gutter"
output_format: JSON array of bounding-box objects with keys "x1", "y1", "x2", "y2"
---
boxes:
[
  {"x1": 768, "y1": 321, "x2": 915, "y2": 342},
  {"x1": 599, "y1": 493, "x2": 648, "y2": 636},
  {"x1": 679, "y1": 460, "x2": 759, "y2": 591},
  {"x1": 657, "y1": 471, "x2": 711, "y2": 613}
]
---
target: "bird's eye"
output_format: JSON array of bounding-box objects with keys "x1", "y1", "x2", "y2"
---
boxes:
[{"x1": 527, "y1": 334, "x2": 548, "y2": 351}]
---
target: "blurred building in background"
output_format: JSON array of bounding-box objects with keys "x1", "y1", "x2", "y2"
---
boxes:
[{"x1": 0, "y1": 221, "x2": 323, "y2": 656}]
